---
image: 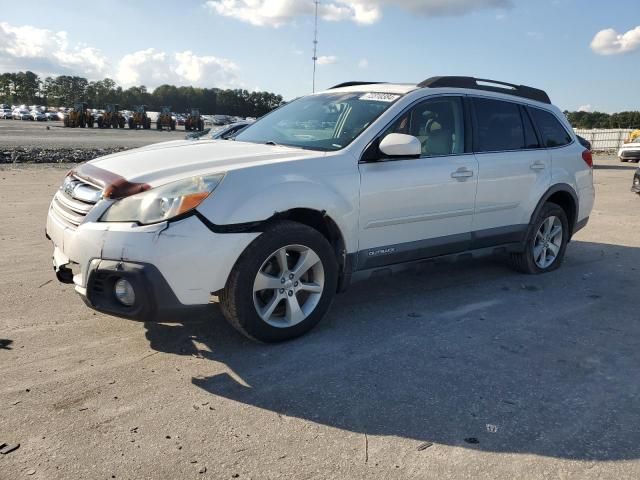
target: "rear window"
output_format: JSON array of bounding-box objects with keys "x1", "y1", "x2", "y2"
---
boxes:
[
  {"x1": 529, "y1": 108, "x2": 572, "y2": 148},
  {"x1": 473, "y1": 98, "x2": 526, "y2": 152}
]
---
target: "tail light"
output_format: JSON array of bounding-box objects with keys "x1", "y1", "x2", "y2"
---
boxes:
[{"x1": 581, "y1": 149, "x2": 593, "y2": 168}]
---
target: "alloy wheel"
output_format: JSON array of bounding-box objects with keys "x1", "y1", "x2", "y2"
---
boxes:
[
  {"x1": 533, "y1": 216, "x2": 563, "y2": 269},
  {"x1": 252, "y1": 244, "x2": 325, "y2": 328}
]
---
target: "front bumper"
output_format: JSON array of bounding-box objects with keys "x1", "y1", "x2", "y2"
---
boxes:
[
  {"x1": 82, "y1": 259, "x2": 209, "y2": 322},
  {"x1": 47, "y1": 211, "x2": 260, "y2": 319}
]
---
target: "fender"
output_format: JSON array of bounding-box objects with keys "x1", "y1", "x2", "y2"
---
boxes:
[{"x1": 196, "y1": 166, "x2": 360, "y2": 253}]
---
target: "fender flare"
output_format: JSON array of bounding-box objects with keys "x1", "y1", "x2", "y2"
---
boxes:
[{"x1": 528, "y1": 183, "x2": 579, "y2": 237}]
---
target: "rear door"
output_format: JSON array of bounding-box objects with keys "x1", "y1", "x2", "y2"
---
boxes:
[{"x1": 470, "y1": 97, "x2": 551, "y2": 247}]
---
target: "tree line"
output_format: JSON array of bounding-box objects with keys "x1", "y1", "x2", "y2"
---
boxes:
[
  {"x1": 564, "y1": 110, "x2": 640, "y2": 130},
  {"x1": 0, "y1": 71, "x2": 284, "y2": 117}
]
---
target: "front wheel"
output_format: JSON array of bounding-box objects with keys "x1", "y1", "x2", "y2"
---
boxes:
[
  {"x1": 509, "y1": 202, "x2": 569, "y2": 274},
  {"x1": 220, "y1": 221, "x2": 338, "y2": 342}
]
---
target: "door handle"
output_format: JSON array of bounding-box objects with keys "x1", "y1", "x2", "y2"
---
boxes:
[
  {"x1": 530, "y1": 161, "x2": 546, "y2": 170},
  {"x1": 451, "y1": 168, "x2": 474, "y2": 179}
]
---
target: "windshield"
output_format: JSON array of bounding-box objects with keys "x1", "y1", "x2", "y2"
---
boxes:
[{"x1": 234, "y1": 92, "x2": 401, "y2": 151}]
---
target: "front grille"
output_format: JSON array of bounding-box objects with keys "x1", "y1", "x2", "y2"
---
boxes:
[{"x1": 50, "y1": 176, "x2": 102, "y2": 228}]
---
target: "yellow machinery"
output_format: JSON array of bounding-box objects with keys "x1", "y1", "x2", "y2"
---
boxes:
[
  {"x1": 97, "y1": 104, "x2": 125, "y2": 129},
  {"x1": 128, "y1": 105, "x2": 151, "y2": 129},
  {"x1": 184, "y1": 108, "x2": 204, "y2": 131},
  {"x1": 156, "y1": 106, "x2": 176, "y2": 131},
  {"x1": 626, "y1": 130, "x2": 640, "y2": 143},
  {"x1": 63, "y1": 102, "x2": 93, "y2": 128}
]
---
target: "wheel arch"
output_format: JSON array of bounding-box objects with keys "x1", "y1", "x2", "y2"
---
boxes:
[
  {"x1": 259, "y1": 208, "x2": 351, "y2": 293},
  {"x1": 530, "y1": 184, "x2": 579, "y2": 238}
]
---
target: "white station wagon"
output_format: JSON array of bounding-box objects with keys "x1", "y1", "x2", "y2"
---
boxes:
[{"x1": 47, "y1": 76, "x2": 595, "y2": 342}]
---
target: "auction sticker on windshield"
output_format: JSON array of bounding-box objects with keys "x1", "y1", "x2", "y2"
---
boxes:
[{"x1": 359, "y1": 93, "x2": 401, "y2": 102}]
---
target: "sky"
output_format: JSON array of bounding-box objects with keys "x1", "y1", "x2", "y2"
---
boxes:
[{"x1": 1, "y1": 0, "x2": 639, "y2": 112}]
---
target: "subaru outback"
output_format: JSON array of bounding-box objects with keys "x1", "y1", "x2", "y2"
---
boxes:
[{"x1": 46, "y1": 76, "x2": 594, "y2": 342}]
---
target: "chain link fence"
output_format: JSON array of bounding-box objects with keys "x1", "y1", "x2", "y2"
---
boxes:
[{"x1": 573, "y1": 129, "x2": 634, "y2": 152}]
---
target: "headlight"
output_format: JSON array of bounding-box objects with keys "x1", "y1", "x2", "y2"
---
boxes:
[{"x1": 100, "y1": 173, "x2": 224, "y2": 224}]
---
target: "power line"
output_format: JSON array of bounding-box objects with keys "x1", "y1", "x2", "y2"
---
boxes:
[{"x1": 312, "y1": 0, "x2": 319, "y2": 93}]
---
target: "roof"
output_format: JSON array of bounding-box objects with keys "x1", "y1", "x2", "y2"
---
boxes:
[{"x1": 322, "y1": 76, "x2": 552, "y2": 105}]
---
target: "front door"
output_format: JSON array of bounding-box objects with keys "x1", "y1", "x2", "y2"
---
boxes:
[{"x1": 357, "y1": 96, "x2": 478, "y2": 270}]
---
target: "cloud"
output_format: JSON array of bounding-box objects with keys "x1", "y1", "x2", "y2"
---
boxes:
[
  {"x1": 0, "y1": 22, "x2": 107, "y2": 76},
  {"x1": 578, "y1": 104, "x2": 592, "y2": 112},
  {"x1": 116, "y1": 49, "x2": 240, "y2": 88},
  {"x1": 358, "y1": 58, "x2": 369, "y2": 68},
  {"x1": 316, "y1": 55, "x2": 338, "y2": 65},
  {"x1": 0, "y1": 22, "x2": 241, "y2": 90},
  {"x1": 591, "y1": 26, "x2": 640, "y2": 55},
  {"x1": 204, "y1": 0, "x2": 511, "y2": 27}
]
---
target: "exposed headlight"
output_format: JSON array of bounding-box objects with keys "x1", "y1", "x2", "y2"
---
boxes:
[{"x1": 100, "y1": 174, "x2": 224, "y2": 224}]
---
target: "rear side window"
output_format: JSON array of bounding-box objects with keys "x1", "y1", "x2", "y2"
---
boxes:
[
  {"x1": 529, "y1": 108, "x2": 572, "y2": 147},
  {"x1": 473, "y1": 98, "x2": 525, "y2": 152}
]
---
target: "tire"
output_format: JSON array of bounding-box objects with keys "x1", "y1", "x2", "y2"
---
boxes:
[
  {"x1": 171, "y1": 121, "x2": 176, "y2": 131},
  {"x1": 128, "y1": 118, "x2": 134, "y2": 129},
  {"x1": 509, "y1": 202, "x2": 569, "y2": 274},
  {"x1": 198, "y1": 120, "x2": 204, "y2": 131},
  {"x1": 620, "y1": 158, "x2": 628, "y2": 162},
  {"x1": 220, "y1": 221, "x2": 338, "y2": 342},
  {"x1": 156, "y1": 121, "x2": 161, "y2": 130}
]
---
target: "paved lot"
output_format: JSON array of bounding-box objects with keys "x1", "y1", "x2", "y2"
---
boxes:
[
  {"x1": 0, "y1": 119, "x2": 186, "y2": 148},
  {"x1": 1, "y1": 155, "x2": 639, "y2": 479}
]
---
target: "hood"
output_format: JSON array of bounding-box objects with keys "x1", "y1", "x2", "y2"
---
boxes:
[{"x1": 84, "y1": 139, "x2": 321, "y2": 186}]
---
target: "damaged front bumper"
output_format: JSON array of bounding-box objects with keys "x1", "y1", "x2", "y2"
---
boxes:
[{"x1": 46, "y1": 211, "x2": 259, "y2": 321}]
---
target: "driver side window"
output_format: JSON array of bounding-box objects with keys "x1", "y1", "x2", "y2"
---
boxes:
[{"x1": 387, "y1": 96, "x2": 464, "y2": 156}]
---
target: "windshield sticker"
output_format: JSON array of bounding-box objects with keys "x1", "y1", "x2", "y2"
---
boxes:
[{"x1": 359, "y1": 92, "x2": 400, "y2": 102}]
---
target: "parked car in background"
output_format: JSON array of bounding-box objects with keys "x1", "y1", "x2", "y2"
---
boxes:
[
  {"x1": 210, "y1": 120, "x2": 252, "y2": 139},
  {"x1": 632, "y1": 167, "x2": 640, "y2": 195},
  {"x1": 1, "y1": 108, "x2": 12, "y2": 119},
  {"x1": 185, "y1": 120, "x2": 254, "y2": 141},
  {"x1": 13, "y1": 109, "x2": 31, "y2": 120},
  {"x1": 618, "y1": 137, "x2": 640, "y2": 163},
  {"x1": 31, "y1": 110, "x2": 47, "y2": 121},
  {"x1": 46, "y1": 112, "x2": 61, "y2": 121}
]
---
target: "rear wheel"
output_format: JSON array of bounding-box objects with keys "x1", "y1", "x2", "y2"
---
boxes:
[
  {"x1": 220, "y1": 221, "x2": 338, "y2": 342},
  {"x1": 509, "y1": 202, "x2": 569, "y2": 274}
]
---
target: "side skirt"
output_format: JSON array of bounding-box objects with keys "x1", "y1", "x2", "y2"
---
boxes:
[
  {"x1": 349, "y1": 241, "x2": 522, "y2": 286},
  {"x1": 339, "y1": 225, "x2": 528, "y2": 291}
]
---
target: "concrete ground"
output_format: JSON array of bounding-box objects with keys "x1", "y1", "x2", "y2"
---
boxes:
[
  {"x1": 0, "y1": 118, "x2": 187, "y2": 148},
  {"x1": 1, "y1": 155, "x2": 639, "y2": 479}
]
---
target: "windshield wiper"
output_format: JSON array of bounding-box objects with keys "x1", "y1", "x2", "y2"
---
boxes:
[{"x1": 264, "y1": 140, "x2": 279, "y2": 146}]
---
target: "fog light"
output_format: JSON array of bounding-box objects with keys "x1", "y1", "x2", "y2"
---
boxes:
[{"x1": 114, "y1": 278, "x2": 135, "y2": 306}]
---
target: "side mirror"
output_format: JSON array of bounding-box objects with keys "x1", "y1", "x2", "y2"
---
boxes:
[{"x1": 379, "y1": 133, "x2": 421, "y2": 157}]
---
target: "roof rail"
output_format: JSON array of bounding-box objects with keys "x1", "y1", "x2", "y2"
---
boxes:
[
  {"x1": 328, "y1": 81, "x2": 386, "y2": 89},
  {"x1": 418, "y1": 76, "x2": 551, "y2": 104}
]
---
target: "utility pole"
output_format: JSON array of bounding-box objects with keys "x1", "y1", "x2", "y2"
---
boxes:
[{"x1": 312, "y1": 0, "x2": 319, "y2": 93}]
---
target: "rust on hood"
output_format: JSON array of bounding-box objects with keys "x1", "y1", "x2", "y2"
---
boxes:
[{"x1": 70, "y1": 163, "x2": 150, "y2": 199}]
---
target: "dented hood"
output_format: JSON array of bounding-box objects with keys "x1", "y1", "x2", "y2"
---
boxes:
[{"x1": 71, "y1": 140, "x2": 320, "y2": 198}]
